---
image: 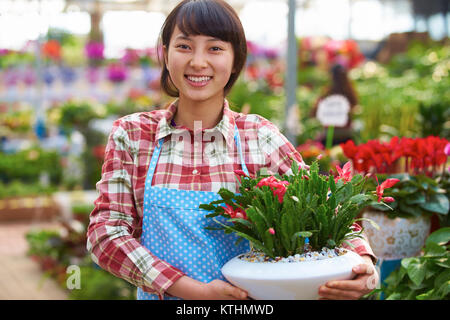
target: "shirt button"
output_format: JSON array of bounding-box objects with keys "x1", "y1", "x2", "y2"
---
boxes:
[{"x1": 192, "y1": 169, "x2": 199, "y2": 175}]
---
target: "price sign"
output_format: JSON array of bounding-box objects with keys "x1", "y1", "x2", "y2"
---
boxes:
[{"x1": 316, "y1": 94, "x2": 350, "y2": 127}]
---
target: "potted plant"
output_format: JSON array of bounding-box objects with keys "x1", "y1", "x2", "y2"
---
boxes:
[
  {"x1": 372, "y1": 227, "x2": 450, "y2": 300},
  {"x1": 199, "y1": 160, "x2": 397, "y2": 300},
  {"x1": 341, "y1": 136, "x2": 449, "y2": 261}
]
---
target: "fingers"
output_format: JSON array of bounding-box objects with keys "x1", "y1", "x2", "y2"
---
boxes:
[
  {"x1": 319, "y1": 273, "x2": 373, "y2": 300},
  {"x1": 326, "y1": 274, "x2": 370, "y2": 291},
  {"x1": 352, "y1": 263, "x2": 374, "y2": 275},
  {"x1": 223, "y1": 282, "x2": 248, "y2": 300},
  {"x1": 318, "y1": 286, "x2": 361, "y2": 300}
]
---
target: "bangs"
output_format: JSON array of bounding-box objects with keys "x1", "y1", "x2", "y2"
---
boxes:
[{"x1": 175, "y1": 1, "x2": 239, "y2": 43}]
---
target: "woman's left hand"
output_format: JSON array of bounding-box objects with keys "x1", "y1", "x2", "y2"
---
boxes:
[{"x1": 318, "y1": 255, "x2": 379, "y2": 300}]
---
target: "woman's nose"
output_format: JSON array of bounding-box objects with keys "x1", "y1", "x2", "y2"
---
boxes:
[{"x1": 189, "y1": 51, "x2": 208, "y2": 69}]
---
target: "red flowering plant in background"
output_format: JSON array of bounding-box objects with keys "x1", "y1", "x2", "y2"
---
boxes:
[
  {"x1": 200, "y1": 160, "x2": 396, "y2": 259},
  {"x1": 41, "y1": 40, "x2": 61, "y2": 62},
  {"x1": 340, "y1": 136, "x2": 450, "y2": 221}
]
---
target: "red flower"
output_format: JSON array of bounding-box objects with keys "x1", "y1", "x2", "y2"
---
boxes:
[
  {"x1": 223, "y1": 204, "x2": 247, "y2": 220},
  {"x1": 375, "y1": 176, "x2": 400, "y2": 202},
  {"x1": 234, "y1": 170, "x2": 249, "y2": 183},
  {"x1": 257, "y1": 176, "x2": 289, "y2": 203},
  {"x1": 42, "y1": 40, "x2": 61, "y2": 61},
  {"x1": 382, "y1": 197, "x2": 395, "y2": 203},
  {"x1": 334, "y1": 161, "x2": 352, "y2": 183},
  {"x1": 268, "y1": 228, "x2": 275, "y2": 235}
]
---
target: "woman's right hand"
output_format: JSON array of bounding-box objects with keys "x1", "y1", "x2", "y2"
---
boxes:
[
  {"x1": 201, "y1": 279, "x2": 249, "y2": 300},
  {"x1": 166, "y1": 276, "x2": 249, "y2": 300}
]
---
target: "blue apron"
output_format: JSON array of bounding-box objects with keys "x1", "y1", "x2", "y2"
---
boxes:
[{"x1": 137, "y1": 124, "x2": 250, "y2": 300}]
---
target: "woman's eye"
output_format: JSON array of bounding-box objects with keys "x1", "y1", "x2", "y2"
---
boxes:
[
  {"x1": 210, "y1": 46, "x2": 223, "y2": 52},
  {"x1": 176, "y1": 44, "x2": 190, "y2": 50}
]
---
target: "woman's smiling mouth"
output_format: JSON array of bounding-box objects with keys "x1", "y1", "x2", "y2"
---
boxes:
[{"x1": 185, "y1": 75, "x2": 213, "y2": 87}]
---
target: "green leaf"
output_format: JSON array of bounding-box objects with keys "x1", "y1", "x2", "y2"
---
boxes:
[
  {"x1": 405, "y1": 193, "x2": 426, "y2": 205},
  {"x1": 425, "y1": 227, "x2": 450, "y2": 246},
  {"x1": 419, "y1": 194, "x2": 449, "y2": 215},
  {"x1": 435, "y1": 280, "x2": 450, "y2": 299},
  {"x1": 218, "y1": 189, "x2": 236, "y2": 201},
  {"x1": 424, "y1": 242, "x2": 447, "y2": 257},
  {"x1": 199, "y1": 204, "x2": 216, "y2": 211},
  {"x1": 404, "y1": 258, "x2": 426, "y2": 286},
  {"x1": 354, "y1": 217, "x2": 380, "y2": 230},
  {"x1": 399, "y1": 202, "x2": 423, "y2": 217},
  {"x1": 349, "y1": 194, "x2": 370, "y2": 205},
  {"x1": 291, "y1": 159, "x2": 299, "y2": 175},
  {"x1": 435, "y1": 258, "x2": 450, "y2": 269},
  {"x1": 416, "y1": 288, "x2": 434, "y2": 300},
  {"x1": 386, "y1": 293, "x2": 402, "y2": 300},
  {"x1": 327, "y1": 239, "x2": 336, "y2": 248}
]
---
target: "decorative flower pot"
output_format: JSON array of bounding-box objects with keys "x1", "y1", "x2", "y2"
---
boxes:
[
  {"x1": 362, "y1": 210, "x2": 431, "y2": 260},
  {"x1": 221, "y1": 249, "x2": 364, "y2": 300}
]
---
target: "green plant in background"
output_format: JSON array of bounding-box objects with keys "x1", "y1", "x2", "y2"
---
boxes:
[
  {"x1": 68, "y1": 265, "x2": 136, "y2": 300},
  {"x1": 200, "y1": 161, "x2": 393, "y2": 259},
  {"x1": 419, "y1": 102, "x2": 450, "y2": 139},
  {"x1": 349, "y1": 41, "x2": 450, "y2": 143},
  {"x1": 0, "y1": 180, "x2": 56, "y2": 199},
  {"x1": 26, "y1": 230, "x2": 68, "y2": 264},
  {"x1": 369, "y1": 173, "x2": 449, "y2": 222},
  {"x1": 55, "y1": 100, "x2": 108, "y2": 133},
  {"x1": 374, "y1": 227, "x2": 450, "y2": 300},
  {"x1": 0, "y1": 147, "x2": 62, "y2": 185},
  {"x1": 438, "y1": 172, "x2": 450, "y2": 228},
  {"x1": 227, "y1": 79, "x2": 285, "y2": 126}
]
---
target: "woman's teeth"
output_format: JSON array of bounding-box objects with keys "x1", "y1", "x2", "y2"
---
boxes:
[{"x1": 187, "y1": 76, "x2": 212, "y2": 82}]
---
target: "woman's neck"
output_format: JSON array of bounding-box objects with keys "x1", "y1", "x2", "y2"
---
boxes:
[{"x1": 174, "y1": 95, "x2": 225, "y2": 130}]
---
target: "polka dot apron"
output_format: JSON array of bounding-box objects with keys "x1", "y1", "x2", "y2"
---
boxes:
[{"x1": 137, "y1": 124, "x2": 250, "y2": 300}]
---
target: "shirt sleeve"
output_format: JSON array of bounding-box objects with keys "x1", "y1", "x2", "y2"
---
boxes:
[
  {"x1": 257, "y1": 118, "x2": 307, "y2": 176},
  {"x1": 343, "y1": 223, "x2": 378, "y2": 264},
  {"x1": 86, "y1": 119, "x2": 185, "y2": 299}
]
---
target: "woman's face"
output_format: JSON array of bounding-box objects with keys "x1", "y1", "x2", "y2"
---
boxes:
[{"x1": 164, "y1": 25, "x2": 235, "y2": 105}]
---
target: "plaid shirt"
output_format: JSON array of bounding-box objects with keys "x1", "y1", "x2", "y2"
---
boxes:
[{"x1": 86, "y1": 99, "x2": 376, "y2": 299}]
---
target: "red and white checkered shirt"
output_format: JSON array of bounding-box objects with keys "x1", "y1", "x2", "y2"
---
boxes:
[{"x1": 86, "y1": 99, "x2": 376, "y2": 299}]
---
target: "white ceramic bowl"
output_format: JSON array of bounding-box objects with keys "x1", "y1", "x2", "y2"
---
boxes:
[{"x1": 221, "y1": 250, "x2": 365, "y2": 300}]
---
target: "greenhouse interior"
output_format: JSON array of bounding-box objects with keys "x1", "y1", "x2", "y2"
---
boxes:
[{"x1": 0, "y1": 0, "x2": 449, "y2": 301}]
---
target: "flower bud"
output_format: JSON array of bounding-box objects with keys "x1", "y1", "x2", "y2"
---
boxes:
[
  {"x1": 382, "y1": 196, "x2": 395, "y2": 203},
  {"x1": 268, "y1": 228, "x2": 275, "y2": 235}
]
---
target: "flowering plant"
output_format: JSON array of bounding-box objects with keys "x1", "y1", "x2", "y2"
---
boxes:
[
  {"x1": 341, "y1": 137, "x2": 450, "y2": 221},
  {"x1": 200, "y1": 160, "x2": 398, "y2": 259},
  {"x1": 106, "y1": 62, "x2": 128, "y2": 84},
  {"x1": 84, "y1": 42, "x2": 104, "y2": 63},
  {"x1": 341, "y1": 136, "x2": 449, "y2": 176}
]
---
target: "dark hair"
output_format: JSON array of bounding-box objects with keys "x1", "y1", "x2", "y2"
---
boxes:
[
  {"x1": 158, "y1": 0, "x2": 247, "y2": 97},
  {"x1": 327, "y1": 64, "x2": 358, "y2": 106}
]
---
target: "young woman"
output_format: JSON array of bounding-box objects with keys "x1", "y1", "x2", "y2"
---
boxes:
[{"x1": 87, "y1": 0, "x2": 377, "y2": 300}]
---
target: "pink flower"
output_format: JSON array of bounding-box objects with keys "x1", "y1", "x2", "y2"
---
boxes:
[
  {"x1": 257, "y1": 176, "x2": 289, "y2": 203},
  {"x1": 375, "y1": 176, "x2": 400, "y2": 202},
  {"x1": 234, "y1": 170, "x2": 249, "y2": 183},
  {"x1": 382, "y1": 197, "x2": 395, "y2": 203},
  {"x1": 268, "y1": 228, "x2": 275, "y2": 235},
  {"x1": 222, "y1": 204, "x2": 247, "y2": 220},
  {"x1": 334, "y1": 161, "x2": 353, "y2": 183},
  {"x1": 445, "y1": 143, "x2": 450, "y2": 156}
]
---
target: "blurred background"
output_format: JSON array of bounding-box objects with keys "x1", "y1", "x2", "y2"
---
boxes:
[{"x1": 0, "y1": 0, "x2": 449, "y2": 300}]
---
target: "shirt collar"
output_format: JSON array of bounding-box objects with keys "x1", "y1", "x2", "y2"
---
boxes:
[{"x1": 154, "y1": 99, "x2": 236, "y2": 146}]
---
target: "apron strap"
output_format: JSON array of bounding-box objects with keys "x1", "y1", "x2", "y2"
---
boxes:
[
  {"x1": 146, "y1": 124, "x2": 249, "y2": 186},
  {"x1": 234, "y1": 124, "x2": 249, "y2": 176}
]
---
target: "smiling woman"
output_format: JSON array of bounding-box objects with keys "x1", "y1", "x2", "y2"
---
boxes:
[{"x1": 158, "y1": 0, "x2": 247, "y2": 98}]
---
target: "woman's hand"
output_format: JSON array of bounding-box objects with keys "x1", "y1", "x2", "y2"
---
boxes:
[
  {"x1": 166, "y1": 276, "x2": 249, "y2": 300},
  {"x1": 202, "y1": 279, "x2": 249, "y2": 300},
  {"x1": 318, "y1": 255, "x2": 379, "y2": 300}
]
